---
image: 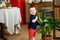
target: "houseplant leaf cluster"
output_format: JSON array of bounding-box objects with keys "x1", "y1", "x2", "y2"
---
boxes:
[{"x1": 36, "y1": 12, "x2": 60, "y2": 37}]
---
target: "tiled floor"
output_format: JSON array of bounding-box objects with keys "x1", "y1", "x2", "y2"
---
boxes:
[{"x1": 0, "y1": 25, "x2": 60, "y2": 40}]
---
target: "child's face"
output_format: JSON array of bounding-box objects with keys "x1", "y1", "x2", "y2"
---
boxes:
[{"x1": 30, "y1": 7, "x2": 36, "y2": 15}]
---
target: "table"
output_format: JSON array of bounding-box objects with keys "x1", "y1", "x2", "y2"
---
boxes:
[{"x1": 0, "y1": 7, "x2": 21, "y2": 35}]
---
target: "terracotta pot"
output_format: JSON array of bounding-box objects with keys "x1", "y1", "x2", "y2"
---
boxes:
[{"x1": 42, "y1": 36, "x2": 52, "y2": 40}]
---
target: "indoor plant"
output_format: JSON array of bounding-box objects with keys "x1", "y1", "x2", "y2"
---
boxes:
[{"x1": 36, "y1": 12, "x2": 60, "y2": 40}]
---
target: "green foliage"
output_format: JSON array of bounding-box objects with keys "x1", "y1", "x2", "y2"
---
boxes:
[{"x1": 36, "y1": 12, "x2": 60, "y2": 37}]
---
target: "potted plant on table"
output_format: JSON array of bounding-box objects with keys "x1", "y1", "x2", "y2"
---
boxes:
[{"x1": 36, "y1": 12, "x2": 60, "y2": 40}]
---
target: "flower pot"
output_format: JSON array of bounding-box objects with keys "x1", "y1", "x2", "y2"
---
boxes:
[{"x1": 42, "y1": 36, "x2": 52, "y2": 40}]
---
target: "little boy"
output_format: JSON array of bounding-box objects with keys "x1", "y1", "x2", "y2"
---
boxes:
[{"x1": 28, "y1": 6, "x2": 38, "y2": 40}]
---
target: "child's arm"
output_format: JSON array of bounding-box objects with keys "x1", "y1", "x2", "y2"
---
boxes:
[{"x1": 32, "y1": 16, "x2": 38, "y2": 23}]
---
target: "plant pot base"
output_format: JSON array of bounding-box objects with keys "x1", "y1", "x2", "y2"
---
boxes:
[{"x1": 42, "y1": 36, "x2": 52, "y2": 40}]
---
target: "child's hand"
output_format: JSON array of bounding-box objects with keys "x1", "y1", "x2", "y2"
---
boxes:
[
  {"x1": 36, "y1": 16, "x2": 38, "y2": 20},
  {"x1": 32, "y1": 16, "x2": 38, "y2": 23}
]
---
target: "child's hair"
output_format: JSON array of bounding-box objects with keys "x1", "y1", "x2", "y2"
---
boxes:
[{"x1": 30, "y1": 3, "x2": 36, "y2": 8}]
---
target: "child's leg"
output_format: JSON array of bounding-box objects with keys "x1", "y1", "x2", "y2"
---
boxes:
[
  {"x1": 32, "y1": 37, "x2": 35, "y2": 40},
  {"x1": 28, "y1": 29, "x2": 35, "y2": 40}
]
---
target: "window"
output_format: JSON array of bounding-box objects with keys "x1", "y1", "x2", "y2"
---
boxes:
[
  {"x1": 42, "y1": 0, "x2": 53, "y2": 2},
  {"x1": 54, "y1": 0, "x2": 60, "y2": 5},
  {"x1": 38, "y1": 7, "x2": 53, "y2": 18}
]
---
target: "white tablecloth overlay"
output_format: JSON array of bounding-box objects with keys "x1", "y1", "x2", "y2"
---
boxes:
[{"x1": 0, "y1": 7, "x2": 21, "y2": 35}]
